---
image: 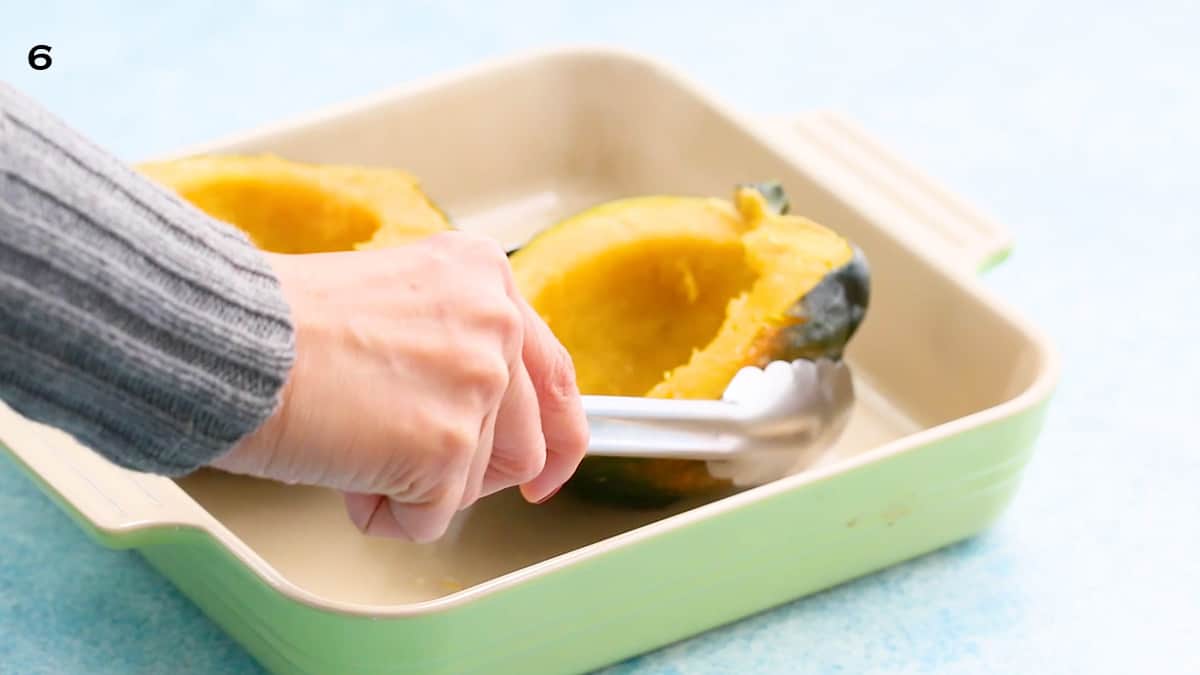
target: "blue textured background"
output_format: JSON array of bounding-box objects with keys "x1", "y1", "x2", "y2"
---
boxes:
[{"x1": 2, "y1": 2, "x2": 1198, "y2": 673}]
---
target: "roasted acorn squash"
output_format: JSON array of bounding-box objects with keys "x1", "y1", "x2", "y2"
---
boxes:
[
  {"x1": 510, "y1": 184, "x2": 869, "y2": 507},
  {"x1": 138, "y1": 155, "x2": 450, "y2": 253}
]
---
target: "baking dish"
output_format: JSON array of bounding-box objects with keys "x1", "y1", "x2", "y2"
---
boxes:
[{"x1": 0, "y1": 47, "x2": 1058, "y2": 674}]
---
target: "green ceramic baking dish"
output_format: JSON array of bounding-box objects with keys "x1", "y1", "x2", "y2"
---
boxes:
[{"x1": 0, "y1": 47, "x2": 1058, "y2": 674}]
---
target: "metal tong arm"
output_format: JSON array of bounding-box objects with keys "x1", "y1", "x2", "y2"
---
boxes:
[
  {"x1": 582, "y1": 395, "x2": 747, "y2": 430},
  {"x1": 579, "y1": 359, "x2": 855, "y2": 461},
  {"x1": 581, "y1": 395, "x2": 759, "y2": 460}
]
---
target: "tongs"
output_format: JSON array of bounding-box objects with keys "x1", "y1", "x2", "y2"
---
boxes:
[{"x1": 582, "y1": 359, "x2": 855, "y2": 485}]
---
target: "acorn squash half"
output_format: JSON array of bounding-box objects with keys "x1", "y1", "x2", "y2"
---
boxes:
[
  {"x1": 138, "y1": 155, "x2": 450, "y2": 253},
  {"x1": 511, "y1": 184, "x2": 869, "y2": 507}
]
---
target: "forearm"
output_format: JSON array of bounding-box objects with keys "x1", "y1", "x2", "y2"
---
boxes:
[{"x1": 0, "y1": 82, "x2": 294, "y2": 475}]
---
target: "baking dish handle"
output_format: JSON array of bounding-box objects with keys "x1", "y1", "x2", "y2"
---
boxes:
[
  {"x1": 763, "y1": 112, "x2": 1012, "y2": 275},
  {"x1": 0, "y1": 404, "x2": 210, "y2": 548}
]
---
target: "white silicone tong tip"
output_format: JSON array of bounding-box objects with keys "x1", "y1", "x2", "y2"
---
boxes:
[{"x1": 583, "y1": 357, "x2": 855, "y2": 485}]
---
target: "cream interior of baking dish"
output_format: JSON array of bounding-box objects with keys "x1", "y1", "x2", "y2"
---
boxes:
[{"x1": 146, "y1": 53, "x2": 1043, "y2": 605}]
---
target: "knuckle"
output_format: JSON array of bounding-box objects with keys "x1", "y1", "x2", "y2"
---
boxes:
[
  {"x1": 538, "y1": 343, "x2": 579, "y2": 406},
  {"x1": 506, "y1": 447, "x2": 547, "y2": 483},
  {"x1": 426, "y1": 232, "x2": 511, "y2": 285},
  {"x1": 459, "y1": 353, "x2": 510, "y2": 402},
  {"x1": 437, "y1": 421, "x2": 479, "y2": 467},
  {"x1": 481, "y1": 237, "x2": 510, "y2": 266},
  {"x1": 465, "y1": 296, "x2": 523, "y2": 363},
  {"x1": 458, "y1": 482, "x2": 483, "y2": 510},
  {"x1": 415, "y1": 482, "x2": 457, "y2": 515},
  {"x1": 439, "y1": 317, "x2": 516, "y2": 398},
  {"x1": 491, "y1": 301, "x2": 524, "y2": 351},
  {"x1": 461, "y1": 232, "x2": 508, "y2": 266},
  {"x1": 421, "y1": 235, "x2": 458, "y2": 268},
  {"x1": 385, "y1": 499, "x2": 454, "y2": 544},
  {"x1": 375, "y1": 415, "x2": 476, "y2": 503},
  {"x1": 421, "y1": 230, "x2": 452, "y2": 251}
]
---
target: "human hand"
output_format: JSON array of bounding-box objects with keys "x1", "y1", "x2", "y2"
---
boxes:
[{"x1": 210, "y1": 232, "x2": 589, "y2": 542}]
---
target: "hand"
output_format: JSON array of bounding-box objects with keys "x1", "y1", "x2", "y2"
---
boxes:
[{"x1": 210, "y1": 231, "x2": 589, "y2": 543}]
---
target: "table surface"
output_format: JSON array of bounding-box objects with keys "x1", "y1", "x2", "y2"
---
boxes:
[{"x1": 2, "y1": 2, "x2": 1198, "y2": 673}]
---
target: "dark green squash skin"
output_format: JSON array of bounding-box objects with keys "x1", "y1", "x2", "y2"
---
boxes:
[
  {"x1": 738, "y1": 180, "x2": 791, "y2": 215},
  {"x1": 769, "y1": 248, "x2": 870, "y2": 363}
]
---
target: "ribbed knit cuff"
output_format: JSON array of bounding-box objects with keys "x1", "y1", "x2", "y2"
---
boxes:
[{"x1": 0, "y1": 82, "x2": 295, "y2": 475}]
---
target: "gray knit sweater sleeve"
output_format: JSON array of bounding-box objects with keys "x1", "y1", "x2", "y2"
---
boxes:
[{"x1": 0, "y1": 82, "x2": 295, "y2": 476}]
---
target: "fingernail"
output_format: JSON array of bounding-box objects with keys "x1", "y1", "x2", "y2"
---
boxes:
[{"x1": 535, "y1": 485, "x2": 562, "y2": 504}]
